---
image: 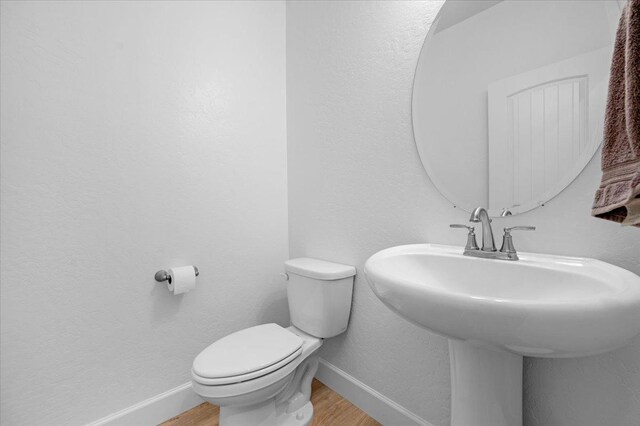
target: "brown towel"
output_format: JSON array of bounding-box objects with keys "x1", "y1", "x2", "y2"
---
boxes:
[{"x1": 592, "y1": 0, "x2": 640, "y2": 227}]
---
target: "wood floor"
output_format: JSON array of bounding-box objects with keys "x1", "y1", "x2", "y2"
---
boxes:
[{"x1": 160, "y1": 379, "x2": 380, "y2": 426}]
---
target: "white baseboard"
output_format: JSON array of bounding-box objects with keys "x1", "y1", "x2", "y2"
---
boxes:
[
  {"x1": 315, "y1": 358, "x2": 435, "y2": 426},
  {"x1": 86, "y1": 359, "x2": 432, "y2": 426},
  {"x1": 86, "y1": 382, "x2": 203, "y2": 426}
]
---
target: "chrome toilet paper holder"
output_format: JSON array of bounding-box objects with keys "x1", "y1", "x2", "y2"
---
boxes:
[{"x1": 154, "y1": 266, "x2": 199, "y2": 284}]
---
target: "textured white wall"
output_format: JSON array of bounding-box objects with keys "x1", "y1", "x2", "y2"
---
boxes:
[
  {"x1": 0, "y1": 1, "x2": 288, "y2": 425},
  {"x1": 287, "y1": 1, "x2": 640, "y2": 426}
]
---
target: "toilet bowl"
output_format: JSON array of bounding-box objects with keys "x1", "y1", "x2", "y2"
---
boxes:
[
  {"x1": 191, "y1": 258, "x2": 356, "y2": 426},
  {"x1": 192, "y1": 324, "x2": 322, "y2": 426}
]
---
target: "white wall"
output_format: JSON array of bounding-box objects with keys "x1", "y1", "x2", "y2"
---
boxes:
[
  {"x1": 0, "y1": 1, "x2": 288, "y2": 425},
  {"x1": 287, "y1": 1, "x2": 640, "y2": 426}
]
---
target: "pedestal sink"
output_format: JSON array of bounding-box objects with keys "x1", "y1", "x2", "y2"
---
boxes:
[{"x1": 364, "y1": 244, "x2": 640, "y2": 426}]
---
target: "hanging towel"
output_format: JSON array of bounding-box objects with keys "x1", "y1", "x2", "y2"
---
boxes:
[{"x1": 592, "y1": 0, "x2": 640, "y2": 227}]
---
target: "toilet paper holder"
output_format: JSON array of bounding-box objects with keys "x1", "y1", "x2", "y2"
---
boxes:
[{"x1": 154, "y1": 266, "x2": 199, "y2": 284}]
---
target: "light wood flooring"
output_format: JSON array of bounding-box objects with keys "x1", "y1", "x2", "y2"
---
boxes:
[{"x1": 160, "y1": 379, "x2": 380, "y2": 426}]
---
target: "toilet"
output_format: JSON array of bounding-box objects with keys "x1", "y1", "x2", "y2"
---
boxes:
[{"x1": 191, "y1": 258, "x2": 356, "y2": 426}]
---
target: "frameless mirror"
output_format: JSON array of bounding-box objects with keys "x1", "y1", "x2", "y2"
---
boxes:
[{"x1": 412, "y1": 0, "x2": 621, "y2": 216}]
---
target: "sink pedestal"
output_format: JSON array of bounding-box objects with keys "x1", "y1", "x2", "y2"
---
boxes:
[{"x1": 449, "y1": 340, "x2": 522, "y2": 426}]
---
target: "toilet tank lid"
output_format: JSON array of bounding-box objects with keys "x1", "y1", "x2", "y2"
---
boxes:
[{"x1": 285, "y1": 258, "x2": 356, "y2": 280}]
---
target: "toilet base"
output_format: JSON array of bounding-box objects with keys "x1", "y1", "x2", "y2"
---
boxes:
[
  {"x1": 219, "y1": 400, "x2": 312, "y2": 426},
  {"x1": 214, "y1": 348, "x2": 320, "y2": 426},
  {"x1": 219, "y1": 399, "x2": 277, "y2": 426},
  {"x1": 277, "y1": 401, "x2": 313, "y2": 426}
]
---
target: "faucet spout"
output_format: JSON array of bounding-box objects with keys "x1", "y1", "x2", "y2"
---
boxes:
[{"x1": 469, "y1": 207, "x2": 496, "y2": 252}]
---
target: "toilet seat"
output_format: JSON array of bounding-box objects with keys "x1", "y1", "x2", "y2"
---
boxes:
[
  {"x1": 192, "y1": 347, "x2": 302, "y2": 386},
  {"x1": 192, "y1": 323, "x2": 304, "y2": 386},
  {"x1": 192, "y1": 325, "x2": 323, "y2": 403}
]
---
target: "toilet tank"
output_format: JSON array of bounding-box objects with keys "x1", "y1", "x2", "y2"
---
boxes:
[{"x1": 284, "y1": 258, "x2": 356, "y2": 338}]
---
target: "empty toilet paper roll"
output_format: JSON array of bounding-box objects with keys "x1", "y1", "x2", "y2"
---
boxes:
[{"x1": 167, "y1": 266, "x2": 197, "y2": 295}]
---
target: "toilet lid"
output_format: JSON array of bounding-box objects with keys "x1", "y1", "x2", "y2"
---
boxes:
[{"x1": 192, "y1": 323, "x2": 304, "y2": 381}]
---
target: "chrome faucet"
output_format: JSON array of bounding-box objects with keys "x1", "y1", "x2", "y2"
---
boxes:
[
  {"x1": 450, "y1": 206, "x2": 535, "y2": 261},
  {"x1": 469, "y1": 207, "x2": 496, "y2": 252}
]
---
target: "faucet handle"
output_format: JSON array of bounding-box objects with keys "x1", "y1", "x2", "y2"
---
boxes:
[
  {"x1": 450, "y1": 224, "x2": 479, "y2": 251},
  {"x1": 500, "y1": 226, "x2": 536, "y2": 254},
  {"x1": 504, "y1": 226, "x2": 536, "y2": 233},
  {"x1": 450, "y1": 224, "x2": 474, "y2": 230}
]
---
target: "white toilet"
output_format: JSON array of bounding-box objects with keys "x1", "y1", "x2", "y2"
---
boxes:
[{"x1": 191, "y1": 258, "x2": 356, "y2": 426}]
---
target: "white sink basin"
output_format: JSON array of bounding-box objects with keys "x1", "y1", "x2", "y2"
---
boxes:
[
  {"x1": 365, "y1": 243, "x2": 640, "y2": 426},
  {"x1": 364, "y1": 244, "x2": 640, "y2": 358}
]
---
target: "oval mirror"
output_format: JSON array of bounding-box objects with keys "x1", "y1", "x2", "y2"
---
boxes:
[{"x1": 412, "y1": 0, "x2": 621, "y2": 216}]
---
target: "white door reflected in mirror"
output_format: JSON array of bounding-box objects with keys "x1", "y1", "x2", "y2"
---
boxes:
[{"x1": 412, "y1": 0, "x2": 620, "y2": 216}]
